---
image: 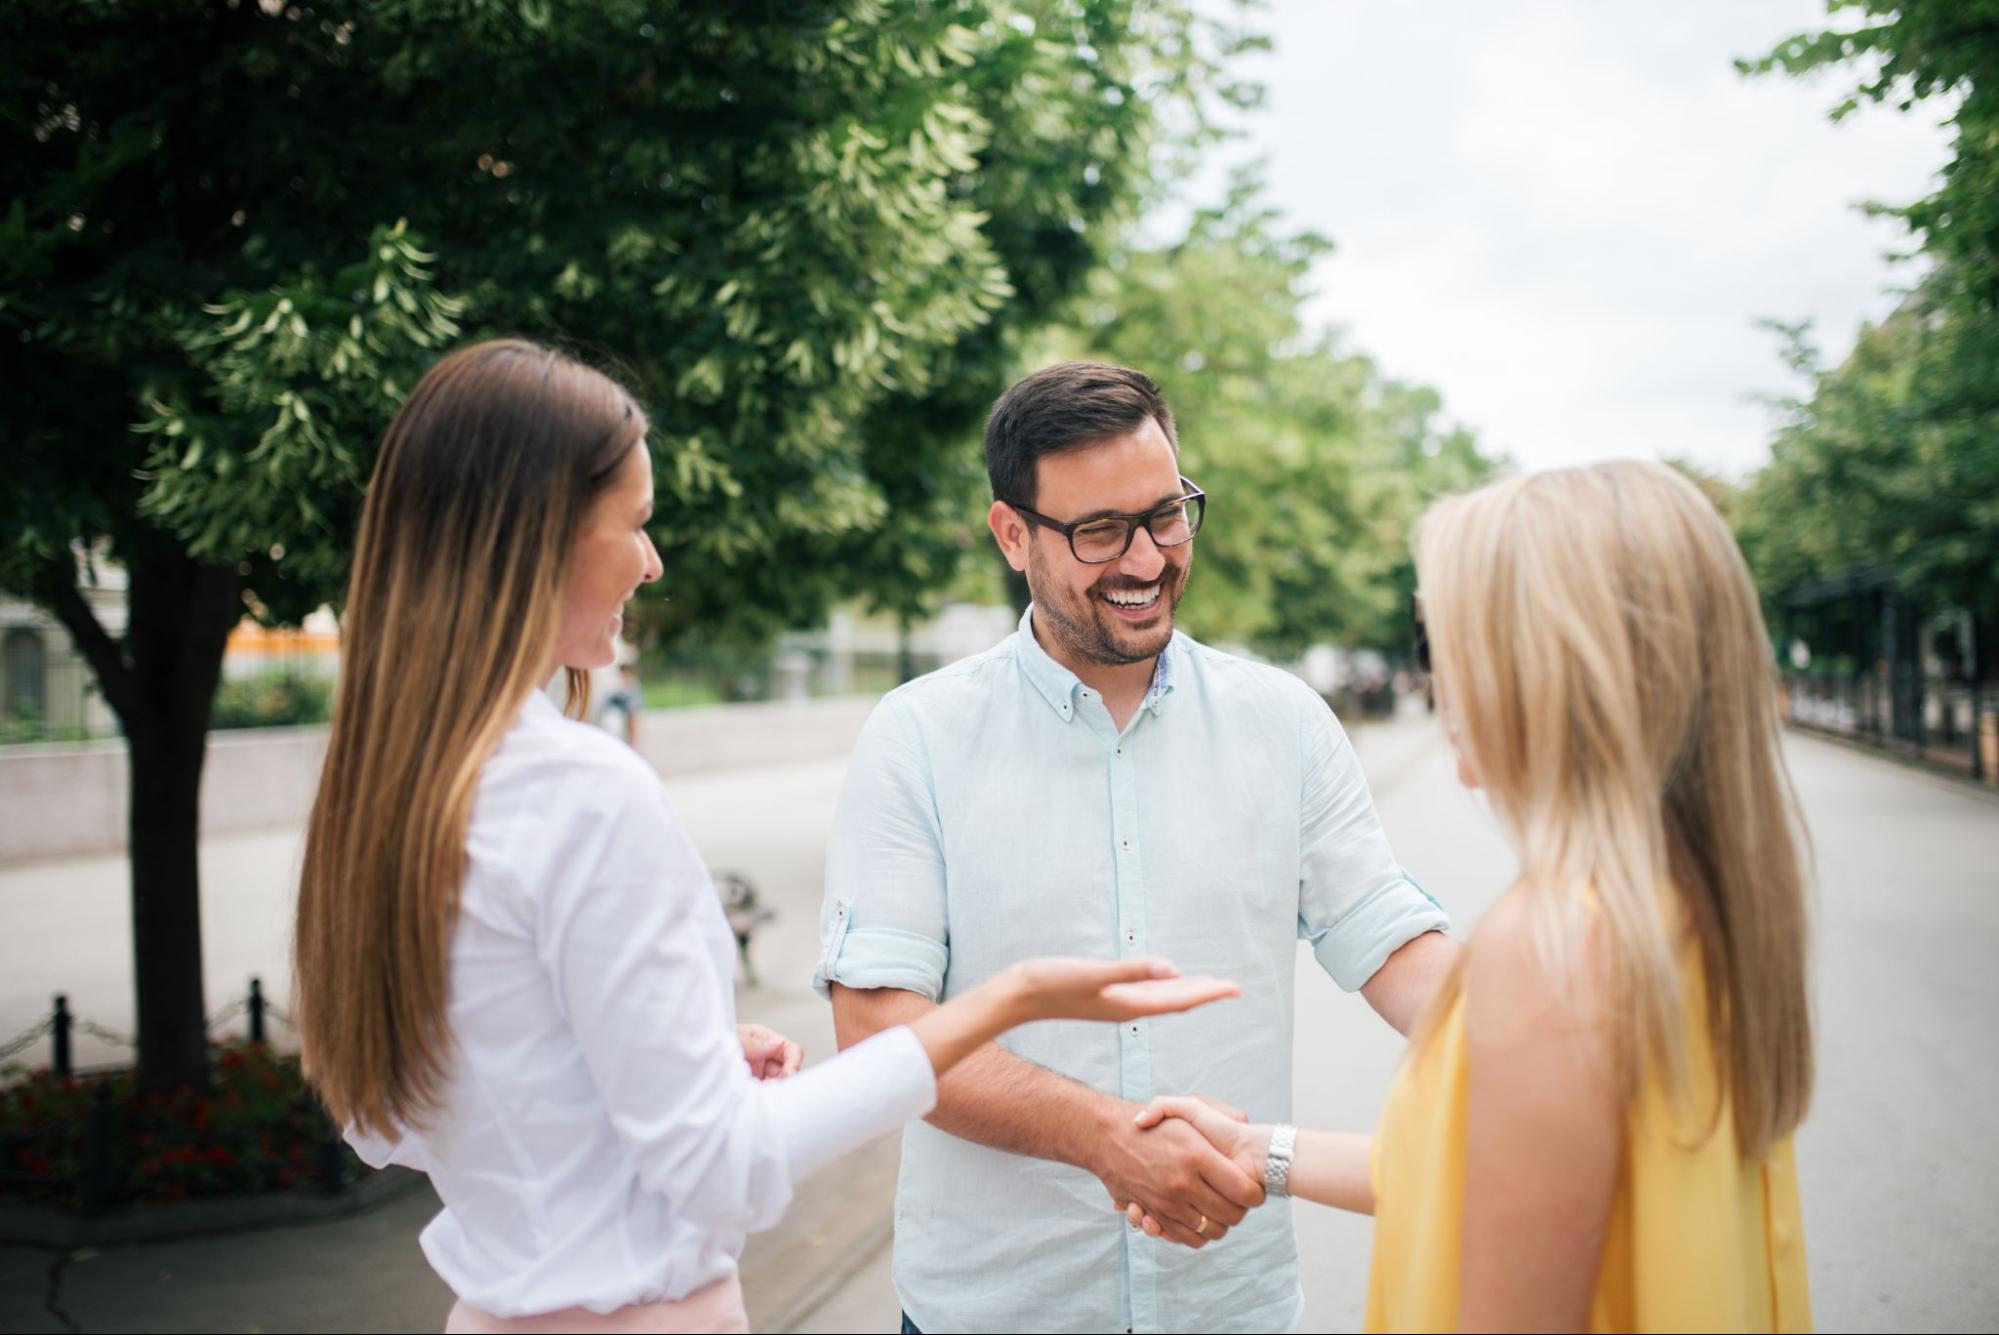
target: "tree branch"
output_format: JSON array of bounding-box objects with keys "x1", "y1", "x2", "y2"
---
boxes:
[{"x1": 41, "y1": 558, "x2": 140, "y2": 724}]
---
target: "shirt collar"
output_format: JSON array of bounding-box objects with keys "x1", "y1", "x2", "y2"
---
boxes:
[{"x1": 1013, "y1": 603, "x2": 1177, "y2": 723}]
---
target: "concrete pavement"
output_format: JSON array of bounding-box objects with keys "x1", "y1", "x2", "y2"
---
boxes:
[{"x1": 3, "y1": 713, "x2": 1995, "y2": 1331}]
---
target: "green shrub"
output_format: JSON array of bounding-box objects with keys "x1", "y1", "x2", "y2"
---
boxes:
[
  {"x1": 210, "y1": 671, "x2": 333, "y2": 730},
  {"x1": 0, "y1": 1041, "x2": 361, "y2": 1208}
]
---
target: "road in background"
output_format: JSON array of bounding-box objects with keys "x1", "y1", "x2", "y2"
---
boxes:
[{"x1": 3, "y1": 713, "x2": 1994, "y2": 1332}]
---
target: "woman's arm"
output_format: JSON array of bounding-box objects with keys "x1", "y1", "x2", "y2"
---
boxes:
[
  {"x1": 1458, "y1": 891, "x2": 1621, "y2": 1332},
  {"x1": 1127, "y1": 1100, "x2": 1376, "y2": 1220}
]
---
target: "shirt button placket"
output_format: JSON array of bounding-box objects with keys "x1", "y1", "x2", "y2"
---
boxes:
[{"x1": 1109, "y1": 732, "x2": 1156, "y2": 1331}]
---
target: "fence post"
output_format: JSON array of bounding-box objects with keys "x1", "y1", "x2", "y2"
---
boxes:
[
  {"x1": 314, "y1": 1109, "x2": 346, "y2": 1195},
  {"x1": 1980, "y1": 700, "x2": 1998, "y2": 789},
  {"x1": 81, "y1": 1082, "x2": 112, "y2": 1216},
  {"x1": 248, "y1": 977, "x2": 265, "y2": 1046},
  {"x1": 51, "y1": 995, "x2": 71, "y2": 1078}
]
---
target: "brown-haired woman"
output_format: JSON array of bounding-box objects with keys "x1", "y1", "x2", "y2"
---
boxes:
[{"x1": 293, "y1": 338, "x2": 1239, "y2": 1333}]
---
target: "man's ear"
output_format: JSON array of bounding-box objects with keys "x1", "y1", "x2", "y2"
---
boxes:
[{"x1": 987, "y1": 500, "x2": 1030, "y2": 573}]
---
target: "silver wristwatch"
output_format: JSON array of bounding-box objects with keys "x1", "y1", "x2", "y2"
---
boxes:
[{"x1": 1263, "y1": 1123, "x2": 1297, "y2": 1199}]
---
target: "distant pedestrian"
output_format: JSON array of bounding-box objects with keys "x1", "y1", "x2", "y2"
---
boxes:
[
  {"x1": 598, "y1": 659, "x2": 643, "y2": 747},
  {"x1": 291, "y1": 339, "x2": 1240, "y2": 1334}
]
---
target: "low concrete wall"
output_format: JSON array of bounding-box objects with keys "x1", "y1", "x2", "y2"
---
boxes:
[{"x1": 0, "y1": 696, "x2": 881, "y2": 867}]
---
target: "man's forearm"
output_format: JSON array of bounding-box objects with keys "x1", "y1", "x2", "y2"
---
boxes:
[
  {"x1": 831, "y1": 983, "x2": 1121, "y2": 1173},
  {"x1": 1359, "y1": 929, "x2": 1460, "y2": 1036}
]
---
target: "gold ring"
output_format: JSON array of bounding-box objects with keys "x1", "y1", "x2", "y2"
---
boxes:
[{"x1": 1194, "y1": 1215, "x2": 1209, "y2": 1235}]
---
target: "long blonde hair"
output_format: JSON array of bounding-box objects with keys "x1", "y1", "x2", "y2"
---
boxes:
[
  {"x1": 295, "y1": 339, "x2": 646, "y2": 1138},
  {"x1": 1413, "y1": 459, "x2": 1812, "y2": 1158}
]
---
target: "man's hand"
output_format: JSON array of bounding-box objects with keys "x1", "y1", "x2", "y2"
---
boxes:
[
  {"x1": 1123, "y1": 1096, "x2": 1272, "y2": 1239},
  {"x1": 1093, "y1": 1100, "x2": 1264, "y2": 1249},
  {"x1": 736, "y1": 1023, "x2": 802, "y2": 1080}
]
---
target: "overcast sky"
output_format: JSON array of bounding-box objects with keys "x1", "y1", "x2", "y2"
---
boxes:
[{"x1": 1189, "y1": 1, "x2": 1954, "y2": 478}]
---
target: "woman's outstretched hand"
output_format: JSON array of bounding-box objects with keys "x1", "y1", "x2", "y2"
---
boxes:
[
  {"x1": 1005, "y1": 957, "x2": 1240, "y2": 1024},
  {"x1": 906, "y1": 957, "x2": 1239, "y2": 1090}
]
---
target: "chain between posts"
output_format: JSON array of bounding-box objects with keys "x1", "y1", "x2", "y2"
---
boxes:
[
  {"x1": 0, "y1": 1016, "x2": 53, "y2": 1063},
  {"x1": 6, "y1": 979, "x2": 296, "y2": 1079}
]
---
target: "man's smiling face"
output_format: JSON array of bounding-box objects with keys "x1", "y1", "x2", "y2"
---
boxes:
[{"x1": 1007, "y1": 415, "x2": 1193, "y2": 667}]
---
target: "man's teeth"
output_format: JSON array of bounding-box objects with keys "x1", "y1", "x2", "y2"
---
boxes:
[{"x1": 1104, "y1": 585, "x2": 1160, "y2": 608}]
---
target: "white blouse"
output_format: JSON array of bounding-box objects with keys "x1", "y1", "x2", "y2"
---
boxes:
[{"x1": 346, "y1": 691, "x2": 937, "y2": 1317}]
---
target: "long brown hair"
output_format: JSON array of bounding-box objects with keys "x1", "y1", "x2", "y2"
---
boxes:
[
  {"x1": 1413, "y1": 460, "x2": 1813, "y2": 1158},
  {"x1": 295, "y1": 338, "x2": 645, "y2": 1137}
]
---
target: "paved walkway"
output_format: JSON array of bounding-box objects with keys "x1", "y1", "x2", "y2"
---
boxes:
[{"x1": 3, "y1": 714, "x2": 1995, "y2": 1331}]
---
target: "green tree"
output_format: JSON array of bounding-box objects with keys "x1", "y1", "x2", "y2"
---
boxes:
[
  {"x1": 0, "y1": 0, "x2": 1199, "y2": 1089},
  {"x1": 1738, "y1": 2, "x2": 1999, "y2": 673},
  {"x1": 826, "y1": 1, "x2": 1266, "y2": 671},
  {"x1": 1743, "y1": 0, "x2": 1999, "y2": 307},
  {"x1": 1735, "y1": 293, "x2": 1999, "y2": 641},
  {"x1": 1045, "y1": 181, "x2": 1496, "y2": 658}
]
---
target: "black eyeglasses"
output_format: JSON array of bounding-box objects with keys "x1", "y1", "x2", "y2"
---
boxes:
[
  {"x1": 1411, "y1": 593, "x2": 1431, "y2": 673},
  {"x1": 1007, "y1": 479, "x2": 1207, "y2": 565}
]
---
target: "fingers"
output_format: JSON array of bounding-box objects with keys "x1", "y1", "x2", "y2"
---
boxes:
[
  {"x1": 1200, "y1": 1145, "x2": 1265, "y2": 1211},
  {"x1": 1173, "y1": 1156, "x2": 1252, "y2": 1228},
  {"x1": 1192, "y1": 1094, "x2": 1249, "y2": 1122},
  {"x1": 1125, "y1": 1197, "x2": 1227, "y2": 1248},
  {"x1": 1117, "y1": 956, "x2": 1180, "y2": 982},
  {"x1": 1098, "y1": 976, "x2": 1242, "y2": 1018},
  {"x1": 1130, "y1": 1094, "x2": 1208, "y2": 1130},
  {"x1": 738, "y1": 1025, "x2": 802, "y2": 1081}
]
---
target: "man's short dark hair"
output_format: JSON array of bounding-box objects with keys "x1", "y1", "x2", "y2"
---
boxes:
[{"x1": 984, "y1": 361, "x2": 1178, "y2": 508}]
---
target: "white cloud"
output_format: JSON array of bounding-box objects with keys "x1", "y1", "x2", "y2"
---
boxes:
[{"x1": 1194, "y1": 0, "x2": 1952, "y2": 477}]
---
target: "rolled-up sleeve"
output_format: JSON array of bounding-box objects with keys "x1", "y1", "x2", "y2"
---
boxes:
[
  {"x1": 1296, "y1": 692, "x2": 1450, "y2": 990},
  {"x1": 812, "y1": 694, "x2": 951, "y2": 1002}
]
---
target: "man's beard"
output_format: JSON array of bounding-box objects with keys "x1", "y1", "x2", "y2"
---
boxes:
[{"x1": 1027, "y1": 552, "x2": 1190, "y2": 668}]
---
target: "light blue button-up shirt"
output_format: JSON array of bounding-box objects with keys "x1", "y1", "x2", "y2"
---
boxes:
[{"x1": 813, "y1": 606, "x2": 1448, "y2": 1334}]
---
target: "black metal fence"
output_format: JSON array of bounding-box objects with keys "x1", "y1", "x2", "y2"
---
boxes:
[
  {"x1": 1776, "y1": 571, "x2": 1996, "y2": 784},
  {"x1": 0, "y1": 980, "x2": 348, "y2": 1215}
]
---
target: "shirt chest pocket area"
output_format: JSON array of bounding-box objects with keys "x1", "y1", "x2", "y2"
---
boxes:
[
  {"x1": 1142, "y1": 799, "x2": 1296, "y2": 966},
  {"x1": 941, "y1": 838, "x2": 1119, "y2": 968}
]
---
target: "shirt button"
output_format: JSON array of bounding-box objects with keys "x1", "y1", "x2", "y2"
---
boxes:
[
  {"x1": 1120, "y1": 838, "x2": 1130, "y2": 850},
  {"x1": 1125, "y1": 931, "x2": 1136, "y2": 945},
  {"x1": 1129, "y1": 1024, "x2": 1140, "y2": 1035}
]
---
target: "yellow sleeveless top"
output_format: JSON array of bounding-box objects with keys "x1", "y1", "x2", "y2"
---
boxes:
[{"x1": 1366, "y1": 947, "x2": 1812, "y2": 1333}]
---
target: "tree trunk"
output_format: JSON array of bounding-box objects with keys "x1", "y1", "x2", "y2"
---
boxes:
[
  {"x1": 897, "y1": 613, "x2": 916, "y2": 685},
  {"x1": 45, "y1": 533, "x2": 240, "y2": 1093},
  {"x1": 123, "y1": 543, "x2": 240, "y2": 1093}
]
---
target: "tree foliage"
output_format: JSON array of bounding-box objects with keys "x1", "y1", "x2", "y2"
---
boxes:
[
  {"x1": 0, "y1": 0, "x2": 1231, "y2": 1088},
  {"x1": 1043, "y1": 180, "x2": 1496, "y2": 657},
  {"x1": 1736, "y1": 291, "x2": 1999, "y2": 628},
  {"x1": 1737, "y1": 1, "x2": 1999, "y2": 648}
]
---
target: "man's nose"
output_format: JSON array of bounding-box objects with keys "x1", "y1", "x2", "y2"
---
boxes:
[{"x1": 1117, "y1": 525, "x2": 1167, "y2": 581}]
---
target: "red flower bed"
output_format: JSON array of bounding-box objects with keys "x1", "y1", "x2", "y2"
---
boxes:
[{"x1": 0, "y1": 1041, "x2": 360, "y2": 1209}]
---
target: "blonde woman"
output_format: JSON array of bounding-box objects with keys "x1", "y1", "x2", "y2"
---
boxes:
[
  {"x1": 1130, "y1": 460, "x2": 1812, "y2": 1332},
  {"x1": 293, "y1": 339, "x2": 1238, "y2": 1333}
]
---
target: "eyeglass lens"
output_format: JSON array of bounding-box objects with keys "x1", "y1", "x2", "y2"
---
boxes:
[{"x1": 1070, "y1": 495, "x2": 1203, "y2": 563}]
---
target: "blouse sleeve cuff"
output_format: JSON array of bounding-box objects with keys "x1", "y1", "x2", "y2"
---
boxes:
[{"x1": 774, "y1": 1023, "x2": 938, "y2": 1184}]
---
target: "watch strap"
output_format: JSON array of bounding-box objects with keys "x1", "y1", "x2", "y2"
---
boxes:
[{"x1": 1263, "y1": 1123, "x2": 1297, "y2": 1199}]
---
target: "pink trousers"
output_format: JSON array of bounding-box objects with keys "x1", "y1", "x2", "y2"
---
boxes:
[{"x1": 444, "y1": 1275, "x2": 749, "y2": 1334}]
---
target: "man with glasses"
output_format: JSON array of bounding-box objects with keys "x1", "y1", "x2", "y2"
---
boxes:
[{"x1": 814, "y1": 361, "x2": 1456, "y2": 1333}]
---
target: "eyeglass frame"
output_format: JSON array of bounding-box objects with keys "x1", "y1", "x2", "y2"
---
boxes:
[{"x1": 1004, "y1": 478, "x2": 1208, "y2": 565}]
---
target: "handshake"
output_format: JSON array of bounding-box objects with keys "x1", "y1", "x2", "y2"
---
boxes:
[{"x1": 1101, "y1": 1093, "x2": 1275, "y2": 1248}]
